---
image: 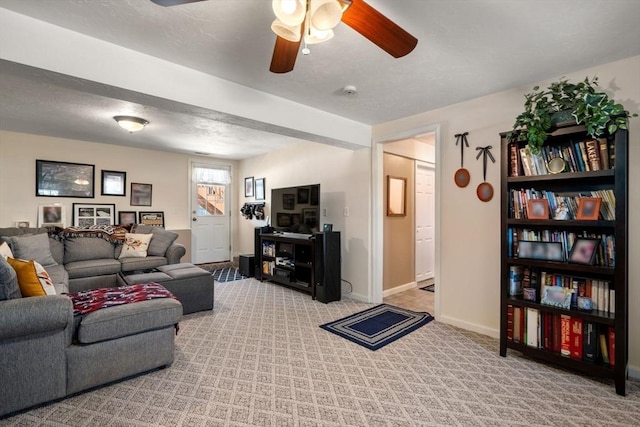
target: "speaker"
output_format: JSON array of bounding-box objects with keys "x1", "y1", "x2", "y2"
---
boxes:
[
  {"x1": 314, "y1": 231, "x2": 341, "y2": 303},
  {"x1": 254, "y1": 226, "x2": 272, "y2": 278}
]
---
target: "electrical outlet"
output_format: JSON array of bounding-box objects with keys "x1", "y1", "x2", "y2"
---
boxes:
[
  {"x1": 344, "y1": 207, "x2": 350, "y2": 217},
  {"x1": 323, "y1": 208, "x2": 328, "y2": 217}
]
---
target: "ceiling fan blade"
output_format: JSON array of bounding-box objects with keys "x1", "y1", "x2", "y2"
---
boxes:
[
  {"x1": 341, "y1": 0, "x2": 418, "y2": 58},
  {"x1": 150, "y1": 0, "x2": 205, "y2": 6},
  {"x1": 270, "y1": 36, "x2": 302, "y2": 74}
]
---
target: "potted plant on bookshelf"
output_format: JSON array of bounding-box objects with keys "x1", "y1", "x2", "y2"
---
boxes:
[{"x1": 510, "y1": 77, "x2": 636, "y2": 153}]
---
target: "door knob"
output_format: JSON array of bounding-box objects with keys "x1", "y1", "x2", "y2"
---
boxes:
[{"x1": 192, "y1": 217, "x2": 197, "y2": 222}]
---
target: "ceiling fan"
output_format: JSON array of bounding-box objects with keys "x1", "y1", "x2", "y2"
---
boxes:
[{"x1": 150, "y1": 0, "x2": 418, "y2": 73}]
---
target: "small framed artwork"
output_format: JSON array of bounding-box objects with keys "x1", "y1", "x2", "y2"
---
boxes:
[
  {"x1": 576, "y1": 197, "x2": 601, "y2": 220},
  {"x1": 297, "y1": 187, "x2": 309, "y2": 204},
  {"x1": 16, "y1": 221, "x2": 30, "y2": 229},
  {"x1": 118, "y1": 211, "x2": 137, "y2": 225},
  {"x1": 36, "y1": 159, "x2": 95, "y2": 198},
  {"x1": 527, "y1": 199, "x2": 549, "y2": 219},
  {"x1": 387, "y1": 175, "x2": 406, "y2": 217},
  {"x1": 568, "y1": 237, "x2": 600, "y2": 265},
  {"x1": 277, "y1": 213, "x2": 292, "y2": 227},
  {"x1": 101, "y1": 170, "x2": 127, "y2": 196},
  {"x1": 517, "y1": 241, "x2": 563, "y2": 261},
  {"x1": 139, "y1": 211, "x2": 165, "y2": 228},
  {"x1": 131, "y1": 183, "x2": 152, "y2": 206},
  {"x1": 38, "y1": 204, "x2": 65, "y2": 228},
  {"x1": 244, "y1": 177, "x2": 254, "y2": 198},
  {"x1": 282, "y1": 193, "x2": 295, "y2": 210},
  {"x1": 72, "y1": 203, "x2": 115, "y2": 227},
  {"x1": 541, "y1": 285, "x2": 572, "y2": 309},
  {"x1": 302, "y1": 208, "x2": 318, "y2": 225},
  {"x1": 255, "y1": 178, "x2": 266, "y2": 201}
]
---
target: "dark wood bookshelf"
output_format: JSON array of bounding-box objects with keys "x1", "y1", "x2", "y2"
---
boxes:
[{"x1": 499, "y1": 123, "x2": 628, "y2": 396}]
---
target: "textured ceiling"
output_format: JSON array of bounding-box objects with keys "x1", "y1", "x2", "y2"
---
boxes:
[{"x1": 1, "y1": 0, "x2": 639, "y2": 158}]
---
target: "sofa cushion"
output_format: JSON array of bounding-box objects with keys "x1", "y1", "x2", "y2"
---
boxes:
[
  {"x1": 0, "y1": 241, "x2": 13, "y2": 258},
  {"x1": 76, "y1": 298, "x2": 182, "y2": 344},
  {"x1": 6, "y1": 258, "x2": 56, "y2": 296},
  {"x1": 8, "y1": 233, "x2": 58, "y2": 267},
  {"x1": 118, "y1": 233, "x2": 152, "y2": 259},
  {"x1": 64, "y1": 237, "x2": 115, "y2": 264},
  {"x1": 119, "y1": 256, "x2": 167, "y2": 272},
  {"x1": 65, "y1": 259, "x2": 122, "y2": 279},
  {"x1": 133, "y1": 225, "x2": 178, "y2": 257},
  {"x1": 45, "y1": 264, "x2": 69, "y2": 294},
  {"x1": 0, "y1": 256, "x2": 22, "y2": 300}
]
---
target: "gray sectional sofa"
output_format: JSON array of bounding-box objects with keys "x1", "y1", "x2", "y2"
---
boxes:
[{"x1": 0, "y1": 226, "x2": 187, "y2": 417}]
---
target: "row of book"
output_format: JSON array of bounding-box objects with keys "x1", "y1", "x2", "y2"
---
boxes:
[
  {"x1": 507, "y1": 306, "x2": 615, "y2": 365},
  {"x1": 507, "y1": 228, "x2": 615, "y2": 267},
  {"x1": 262, "y1": 242, "x2": 276, "y2": 257},
  {"x1": 509, "y1": 188, "x2": 615, "y2": 220},
  {"x1": 509, "y1": 266, "x2": 615, "y2": 314},
  {"x1": 261, "y1": 260, "x2": 276, "y2": 276},
  {"x1": 509, "y1": 137, "x2": 613, "y2": 177}
]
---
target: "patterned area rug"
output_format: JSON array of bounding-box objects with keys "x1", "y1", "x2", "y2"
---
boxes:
[
  {"x1": 320, "y1": 304, "x2": 434, "y2": 351},
  {"x1": 420, "y1": 284, "x2": 435, "y2": 292},
  {"x1": 212, "y1": 267, "x2": 244, "y2": 282}
]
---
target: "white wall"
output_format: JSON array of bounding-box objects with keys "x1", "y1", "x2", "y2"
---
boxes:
[
  {"x1": 384, "y1": 137, "x2": 435, "y2": 163},
  {"x1": 0, "y1": 131, "x2": 236, "y2": 233},
  {"x1": 236, "y1": 141, "x2": 372, "y2": 300},
  {"x1": 373, "y1": 55, "x2": 640, "y2": 374}
]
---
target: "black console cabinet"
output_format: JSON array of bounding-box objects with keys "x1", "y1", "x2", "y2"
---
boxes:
[{"x1": 258, "y1": 232, "x2": 341, "y2": 303}]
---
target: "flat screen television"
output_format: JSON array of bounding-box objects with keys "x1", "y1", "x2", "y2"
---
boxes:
[{"x1": 270, "y1": 184, "x2": 320, "y2": 235}]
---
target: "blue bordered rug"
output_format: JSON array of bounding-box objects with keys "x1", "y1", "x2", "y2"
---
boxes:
[
  {"x1": 320, "y1": 304, "x2": 434, "y2": 351},
  {"x1": 212, "y1": 267, "x2": 244, "y2": 282}
]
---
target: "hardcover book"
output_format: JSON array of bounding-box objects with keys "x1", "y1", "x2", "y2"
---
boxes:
[
  {"x1": 583, "y1": 321, "x2": 597, "y2": 362},
  {"x1": 560, "y1": 315, "x2": 571, "y2": 357},
  {"x1": 570, "y1": 318, "x2": 583, "y2": 360}
]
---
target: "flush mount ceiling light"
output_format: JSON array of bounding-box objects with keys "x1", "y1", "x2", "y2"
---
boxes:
[{"x1": 113, "y1": 116, "x2": 149, "y2": 133}]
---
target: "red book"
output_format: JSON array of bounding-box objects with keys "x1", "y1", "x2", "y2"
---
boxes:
[
  {"x1": 560, "y1": 315, "x2": 571, "y2": 357},
  {"x1": 519, "y1": 308, "x2": 526, "y2": 344},
  {"x1": 507, "y1": 305, "x2": 514, "y2": 341},
  {"x1": 570, "y1": 318, "x2": 583, "y2": 360},
  {"x1": 544, "y1": 312, "x2": 552, "y2": 350},
  {"x1": 608, "y1": 327, "x2": 615, "y2": 367},
  {"x1": 552, "y1": 314, "x2": 561, "y2": 353}
]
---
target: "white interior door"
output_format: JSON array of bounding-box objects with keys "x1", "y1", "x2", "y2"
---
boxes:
[
  {"x1": 191, "y1": 164, "x2": 231, "y2": 264},
  {"x1": 415, "y1": 162, "x2": 435, "y2": 282}
]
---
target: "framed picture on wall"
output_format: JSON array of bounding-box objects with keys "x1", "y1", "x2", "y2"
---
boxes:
[
  {"x1": 38, "y1": 204, "x2": 65, "y2": 228},
  {"x1": 130, "y1": 183, "x2": 152, "y2": 206},
  {"x1": 101, "y1": 170, "x2": 127, "y2": 196},
  {"x1": 118, "y1": 211, "x2": 137, "y2": 225},
  {"x1": 244, "y1": 177, "x2": 254, "y2": 197},
  {"x1": 139, "y1": 211, "x2": 165, "y2": 228},
  {"x1": 255, "y1": 178, "x2": 265, "y2": 201},
  {"x1": 72, "y1": 203, "x2": 115, "y2": 227},
  {"x1": 387, "y1": 175, "x2": 406, "y2": 216},
  {"x1": 36, "y1": 160, "x2": 94, "y2": 198}
]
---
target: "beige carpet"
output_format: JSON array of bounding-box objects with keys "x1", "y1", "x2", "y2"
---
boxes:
[{"x1": 3, "y1": 278, "x2": 639, "y2": 426}]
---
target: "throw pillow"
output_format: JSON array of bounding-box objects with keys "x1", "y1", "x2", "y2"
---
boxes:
[
  {"x1": 0, "y1": 241, "x2": 14, "y2": 258},
  {"x1": 0, "y1": 256, "x2": 22, "y2": 300},
  {"x1": 8, "y1": 233, "x2": 58, "y2": 266},
  {"x1": 118, "y1": 233, "x2": 153, "y2": 259},
  {"x1": 131, "y1": 224, "x2": 178, "y2": 256},
  {"x1": 6, "y1": 257, "x2": 57, "y2": 297}
]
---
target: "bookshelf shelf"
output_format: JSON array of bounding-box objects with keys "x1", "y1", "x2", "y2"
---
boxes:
[{"x1": 499, "y1": 123, "x2": 628, "y2": 396}]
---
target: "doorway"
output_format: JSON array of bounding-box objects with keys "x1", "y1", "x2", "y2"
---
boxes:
[{"x1": 191, "y1": 163, "x2": 231, "y2": 264}]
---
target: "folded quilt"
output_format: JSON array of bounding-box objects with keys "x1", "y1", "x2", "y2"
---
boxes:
[{"x1": 67, "y1": 282, "x2": 177, "y2": 316}]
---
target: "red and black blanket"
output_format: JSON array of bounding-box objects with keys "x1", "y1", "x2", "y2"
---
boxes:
[{"x1": 67, "y1": 283, "x2": 177, "y2": 316}]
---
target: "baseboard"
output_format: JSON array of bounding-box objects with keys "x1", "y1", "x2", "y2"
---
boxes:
[
  {"x1": 439, "y1": 315, "x2": 500, "y2": 339},
  {"x1": 628, "y1": 364, "x2": 640, "y2": 380},
  {"x1": 382, "y1": 281, "x2": 416, "y2": 298},
  {"x1": 343, "y1": 292, "x2": 369, "y2": 303}
]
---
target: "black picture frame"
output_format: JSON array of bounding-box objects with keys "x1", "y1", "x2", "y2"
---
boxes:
[
  {"x1": 255, "y1": 178, "x2": 265, "y2": 201},
  {"x1": 118, "y1": 211, "x2": 137, "y2": 225},
  {"x1": 277, "y1": 213, "x2": 291, "y2": 227},
  {"x1": 297, "y1": 187, "x2": 309, "y2": 204},
  {"x1": 72, "y1": 203, "x2": 115, "y2": 227},
  {"x1": 131, "y1": 183, "x2": 152, "y2": 206},
  {"x1": 568, "y1": 237, "x2": 600, "y2": 265},
  {"x1": 517, "y1": 240, "x2": 563, "y2": 262},
  {"x1": 244, "y1": 177, "x2": 254, "y2": 198},
  {"x1": 101, "y1": 170, "x2": 127, "y2": 196},
  {"x1": 282, "y1": 193, "x2": 295, "y2": 210},
  {"x1": 138, "y1": 211, "x2": 165, "y2": 228},
  {"x1": 36, "y1": 159, "x2": 95, "y2": 198}
]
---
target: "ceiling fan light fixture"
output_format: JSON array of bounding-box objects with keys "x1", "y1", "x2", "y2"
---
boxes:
[
  {"x1": 309, "y1": 0, "x2": 343, "y2": 31},
  {"x1": 271, "y1": 19, "x2": 301, "y2": 42},
  {"x1": 113, "y1": 116, "x2": 149, "y2": 133},
  {"x1": 304, "y1": 25, "x2": 334, "y2": 44},
  {"x1": 272, "y1": 0, "x2": 306, "y2": 26}
]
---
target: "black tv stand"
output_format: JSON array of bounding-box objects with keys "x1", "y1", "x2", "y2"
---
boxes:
[{"x1": 257, "y1": 232, "x2": 341, "y2": 303}]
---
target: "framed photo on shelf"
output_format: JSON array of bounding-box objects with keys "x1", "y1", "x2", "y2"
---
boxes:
[
  {"x1": 517, "y1": 240, "x2": 563, "y2": 261},
  {"x1": 118, "y1": 211, "x2": 137, "y2": 225},
  {"x1": 568, "y1": 237, "x2": 600, "y2": 265},
  {"x1": 255, "y1": 178, "x2": 265, "y2": 201},
  {"x1": 244, "y1": 177, "x2": 254, "y2": 198},
  {"x1": 527, "y1": 199, "x2": 549, "y2": 219},
  {"x1": 36, "y1": 160, "x2": 94, "y2": 198},
  {"x1": 72, "y1": 203, "x2": 115, "y2": 227},
  {"x1": 138, "y1": 211, "x2": 165, "y2": 228},
  {"x1": 38, "y1": 204, "x2": 65, "y2": 228},
  {"x1": 130, "y1": 183, "x2": 152, "y2": 206},
  {"x1": 576, "y1": 197, "x2": 601, "y2": 220},
  {"x1": 101, "y1": 170, "x2": 126, "y2": 196}
]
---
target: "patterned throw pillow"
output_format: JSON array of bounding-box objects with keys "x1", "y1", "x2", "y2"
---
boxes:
[
  {"x1": 6, "y1": 257, "x2": 57, "y2": 297},
  {"x1": 0, "y1": 241, "x2": 13, "y2": 258},
  {"x1": 118, "y1": 233, "x2": 152, "y2": 259}
]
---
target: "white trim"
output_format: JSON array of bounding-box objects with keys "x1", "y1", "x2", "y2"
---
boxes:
[
  {"x1": 382, "y1": 281, "x2": 417, "y2": 298},
  {"x1": 343, "y1": 292, "x2": 369, "y2": 303},
  {"x1": 629, "y1": 365, "x2": 640, "y2": 380},
  {"x1": 439, "y1": 315, "x2": 500, "y2": 339}
]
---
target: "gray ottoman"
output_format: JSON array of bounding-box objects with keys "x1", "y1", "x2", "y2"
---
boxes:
[{"x1": 122, "y1": 263, "x2": 214, "y2": 314}]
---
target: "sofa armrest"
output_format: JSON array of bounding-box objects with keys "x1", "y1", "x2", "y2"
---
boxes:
[
  {"x1": 0, "y1": 296, "x2": 73, "y2": 341},
  {"x1": 165, "y1": 242, "x2": 186, "y2": 264}
]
